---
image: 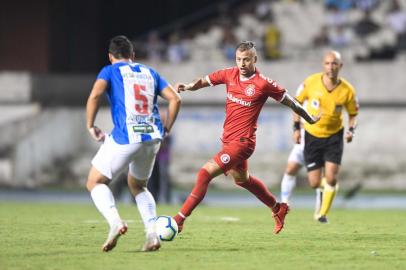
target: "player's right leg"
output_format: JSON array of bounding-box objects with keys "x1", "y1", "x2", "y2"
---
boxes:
[
  {"x1": 281, "y1": 143, "x2": 304, "y2": 204},
  {"x1": 306, "y1": 167, "x2": 325, "y2": 222},
  {"x1": 318, "y1": 162, "x2": 340, "y2": 223},
  {"x1": 280, "y1": 162, "x2": 302, "y2": 204},
  {"x1": 88, "y1": 135, "x2": 134, "y2": 252},
  {"x1": 314, "y1": 186, "x2": 323, "y2": 220},
  {"x1": 303, "y1": 130, "x2": 327, "y2": 222},
  {"x1": 173, "y1": 159, "x2": 223, "y2": 232},
  {"x1": 174, "y1": 140, "x2": 253, "y2": 233},
  {"x1": 315, "y1": 130, "x2": 343, "y2": 223}
]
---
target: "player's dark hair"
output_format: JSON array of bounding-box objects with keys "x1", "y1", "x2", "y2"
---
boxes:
[
  {"x1": 109, "y1": 35, "x2": 134, "y2": 59},
  {"x1": 236, "y1": 41, "x2": 256, "y2": 52}
]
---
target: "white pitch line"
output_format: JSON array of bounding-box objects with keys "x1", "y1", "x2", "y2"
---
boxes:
[
  {"x1": 220, "y1": 216, "x2": 240, "y2": 222},
  {"x1": 199, "y1": 216, "x2": 241, "y2": 222},
  {"x1": 83, "y1": 219, "x2": 140, "y2": 224}
]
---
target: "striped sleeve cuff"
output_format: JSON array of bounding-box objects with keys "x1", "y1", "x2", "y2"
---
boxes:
[{"x1": 205, "y1": 75, "x2": 214, "y2": 86}]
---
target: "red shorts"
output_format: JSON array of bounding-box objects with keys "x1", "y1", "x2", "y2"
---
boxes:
[{"x1": 213, "y1": 138, "x2": 255, "y2": 174}]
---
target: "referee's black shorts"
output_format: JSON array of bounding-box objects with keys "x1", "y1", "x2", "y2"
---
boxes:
[{"x1": 304, "y1": 128, "x2": 344, "y2": 171}]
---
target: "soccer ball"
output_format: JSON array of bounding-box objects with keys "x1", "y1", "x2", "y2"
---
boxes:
[{"x1": 155, "y1": 215, "x2": 178, "y2": 241}]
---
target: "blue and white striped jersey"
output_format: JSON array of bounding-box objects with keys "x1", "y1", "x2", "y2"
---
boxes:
[{"x1": 97, "y1": 61, "x2": 168, "y2": 144}]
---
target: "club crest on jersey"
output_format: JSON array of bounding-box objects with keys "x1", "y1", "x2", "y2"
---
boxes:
[
  {"x1": 311, "y1": 98, "x2": 320, "y2": 109},
  {"x1": 245, "y1": 84, "x2": 255, "y2": 96},
  {"x1": 220, "y1": 154, "x2": 231, "y2": 164}
]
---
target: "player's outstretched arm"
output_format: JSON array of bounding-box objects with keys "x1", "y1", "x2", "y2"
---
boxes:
[
  {"x1": 86, "y1": 79, "x2": 108, "y2": 141},
  {"x1": 160, "y1": 85, "x2": 182, "y2": 135},
  {"x1": 176, "y1": 77, "x2": 210, "y2": 92},
  {"x1": 280, "y1": 93, "x2": 320, "y2": 124}
]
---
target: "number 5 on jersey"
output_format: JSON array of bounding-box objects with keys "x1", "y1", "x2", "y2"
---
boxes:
[{"x1": 133, "y1": 84, "x2": 148, "y2": 115}]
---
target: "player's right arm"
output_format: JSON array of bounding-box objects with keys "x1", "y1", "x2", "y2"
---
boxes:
[
  {"x1": 176, "y1": 77, "x2": 210, "y2": 92},
  {"x1": 86, "y1": 79, "x2": 108, "y2": 142},
  {"x1": 176, "y1": 68, "x2": 230, "y2": 93}
]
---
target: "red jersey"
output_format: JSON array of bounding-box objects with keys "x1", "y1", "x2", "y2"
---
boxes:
[{"x1": 207, "y1": 67, "x2": 286, "y2": 143}]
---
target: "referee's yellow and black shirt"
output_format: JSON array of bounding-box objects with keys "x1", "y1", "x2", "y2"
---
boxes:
[{"x1": 295, "y1": 72, "x2": 359, "y2": 138}]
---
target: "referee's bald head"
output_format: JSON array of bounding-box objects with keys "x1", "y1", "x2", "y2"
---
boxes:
[{"x1": 324, "y1": 50, "x2": 342, "y2": 64}]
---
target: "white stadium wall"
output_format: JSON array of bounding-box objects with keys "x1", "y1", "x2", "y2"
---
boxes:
[
  {"x1": 168, "y1": 106, "x2": 406, "y2": 190},
  {"x1": 0, "y1": 58, "x2": 405, "y2": 189}
]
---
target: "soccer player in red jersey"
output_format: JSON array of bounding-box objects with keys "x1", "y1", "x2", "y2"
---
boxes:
[{"x1": 173, "y1": 41, "x2": 319, "y2": 234}]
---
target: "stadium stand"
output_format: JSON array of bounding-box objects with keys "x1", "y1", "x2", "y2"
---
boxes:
[{"x1": 134, "y1": 0, "x2": 406, "y2": 62}]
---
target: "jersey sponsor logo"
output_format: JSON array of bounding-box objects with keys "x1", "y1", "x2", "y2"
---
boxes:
[
  {"x1": 260, "y1": 74, "x2": 278, "y2": 88},
  {"x1": 132, "y1": 124, "x2": 154, "y2": 133},
  {"x1": 220, "y1": 154, "x2": 231, "y2": 164},
  {"x1": 227, "y1": 93, "x2": 252, "y2": 107},
  {"x1": 244, "y1": 84, "x2": 255, "y2": 96}
]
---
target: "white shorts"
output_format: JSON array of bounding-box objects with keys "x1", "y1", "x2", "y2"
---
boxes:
[
  {"x1": 91, "y1": 135, "x2": 161, "y2": 180},
  {"x1": 287, "y1": 143, "x2": 305, "y2": 166}
]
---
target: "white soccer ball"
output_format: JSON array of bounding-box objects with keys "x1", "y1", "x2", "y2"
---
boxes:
[{"x1": 155, "y1": 215, "x2": 178, "y2": 241}]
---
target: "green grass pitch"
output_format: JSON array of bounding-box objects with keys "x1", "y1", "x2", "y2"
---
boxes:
[{"x1": 0, "y1": 202, "x2": 405, "y2": 270}]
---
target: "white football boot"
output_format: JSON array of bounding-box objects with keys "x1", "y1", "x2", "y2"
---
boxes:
[
  {"x1": 141, "y1": 232, "x2": 161, "y2": 252},
  {"x1": 102, "y1": 221, "x2": 128, "y2": 252}
]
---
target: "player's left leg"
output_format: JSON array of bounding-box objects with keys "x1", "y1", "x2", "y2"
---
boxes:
[
  {"x1": 231, "y1": 168, "x2": 289, "y2": 234},
  {"x1": 128, "y1": 139, "x2": 161, "y2": 252},
  {"x1": 314, "y1": 176, "x2": 339, "y2": 219},
  {"x1": 88, "y1": 136, "x2": 130, "y2": 252},
  {"x1": 87, "y1": 168, "x2": 128, "y2": 252},
  {"x1": 127, "y1": 176, "x2": 160, "y2": 252}
]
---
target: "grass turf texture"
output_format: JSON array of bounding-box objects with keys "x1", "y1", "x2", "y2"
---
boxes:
[{"x1": 0, "y1": 202, "x2": 405, "y2": 270}]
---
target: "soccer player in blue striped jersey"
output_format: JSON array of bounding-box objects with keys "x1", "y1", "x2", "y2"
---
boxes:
[{"x1": 86, "y1": 35, "x2": 181, "y2": 252}]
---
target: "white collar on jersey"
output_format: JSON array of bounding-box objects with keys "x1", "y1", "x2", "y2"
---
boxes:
[{"x1": 239, "y1": 70, "x2": 257, "y2": 81}]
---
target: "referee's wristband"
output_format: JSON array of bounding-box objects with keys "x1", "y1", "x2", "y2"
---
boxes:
[
  {"x1": 348, "y1": 126, "x2": 355, "y2": 134},
  {"x1": 293, "y1": 121, "x2": 301, "y2": 131}
]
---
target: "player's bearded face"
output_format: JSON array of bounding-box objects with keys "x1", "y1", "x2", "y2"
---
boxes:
[{"x1": 236, "y1": 49, "x2": 257, "y2": 77}]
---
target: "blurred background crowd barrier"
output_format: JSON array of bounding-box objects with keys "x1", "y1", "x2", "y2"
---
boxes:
[{"x1": 1, "y1": 0, "x2": 405, "y2": 190}]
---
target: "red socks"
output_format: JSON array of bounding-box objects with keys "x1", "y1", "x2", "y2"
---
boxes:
[
  {"x1": 236, "y1": 175, "x2": 277, "y2": 209},
  {"x1": 175, "y1": 171, "x2": 277, "y2": 227},
  {"x1": 177, "y1": 168, "x2": 213, "y2": 219}
]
